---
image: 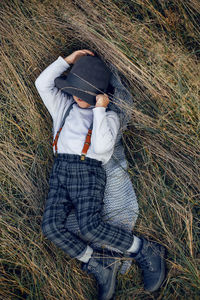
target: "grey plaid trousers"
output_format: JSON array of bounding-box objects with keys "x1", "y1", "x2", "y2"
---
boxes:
[{"x1": 42, "y1": 154, "x2": 133, "y2": 258}]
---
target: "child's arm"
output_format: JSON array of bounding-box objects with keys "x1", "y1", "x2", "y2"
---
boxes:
[
  {"x1": 35, "y1": 50, "x2": 94, "y2": 120},
  {"x1": 35, "y1": 56, "x2": 71, "y2": 120},
  {"x1": 91, "y1": 94, "x2": 120, "y2": 154}
]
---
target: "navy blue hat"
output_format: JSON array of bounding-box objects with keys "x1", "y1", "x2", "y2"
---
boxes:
[{"x1": 55, "y1": 55, "x2": 112, "y2": 105}]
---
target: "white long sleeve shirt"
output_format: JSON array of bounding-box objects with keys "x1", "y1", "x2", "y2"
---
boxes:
[{"x1": 35, "y1": 56, "x2": 120, "y2": 165}]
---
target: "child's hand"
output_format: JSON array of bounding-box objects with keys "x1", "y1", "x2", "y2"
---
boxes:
[
  {"x1": 95, "y1": 94, "x2": 109, "y2": 108},
  {"x1": 64, "y1": 49, "x2": 95, "y2": 65}
]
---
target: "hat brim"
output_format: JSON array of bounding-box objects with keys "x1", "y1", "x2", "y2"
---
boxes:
[{"x1": 55, "y1": 74, "x2": 101, "y2": 106}]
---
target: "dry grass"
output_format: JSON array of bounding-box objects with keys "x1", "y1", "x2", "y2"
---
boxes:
[{"x1": 0, "y1": 0, "x2": 199, "y2": 299}]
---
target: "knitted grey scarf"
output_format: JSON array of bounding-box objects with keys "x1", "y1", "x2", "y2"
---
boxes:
[{"x1": 66, "y1": 66, "x2": 139, "y2": 273}]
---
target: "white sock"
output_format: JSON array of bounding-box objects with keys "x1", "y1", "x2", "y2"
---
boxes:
[
  {"x1": 76, "y1": 245, "x2": 93, "y2": 263},
  {"x1": 127, "y1": 236, "x2": 142, "y2": 254}
]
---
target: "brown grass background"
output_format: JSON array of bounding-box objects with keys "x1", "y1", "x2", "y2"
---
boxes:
[{"x1": 0, "y1": 0, "x2": 199, "y2": 299}]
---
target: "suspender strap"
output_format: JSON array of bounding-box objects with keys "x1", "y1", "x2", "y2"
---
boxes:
[
  {"x1": 81, "y1": 123, "x2": 93, "y2": 161},
  {"x1": 53, "y1": 102, "x2": 75, "y2": 154},
  {"x1": 60, "y1": 101, "x2": 75, "y2": 128},
  {"x1": 52, "y1": 127, "x2": 62, "y2": 153}
]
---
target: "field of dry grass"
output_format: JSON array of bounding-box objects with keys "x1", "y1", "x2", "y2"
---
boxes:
[{"x1": 0, "y1": 0, "x2": 199, "y2": 299}]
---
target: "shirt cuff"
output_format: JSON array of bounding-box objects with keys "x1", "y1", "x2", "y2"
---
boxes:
[
  {"x1": 93, "y1": 107, "x2": 106, "y2": 114},
  {"x1": 57, "y1": 56, "x2": 70, "y2": 68}
]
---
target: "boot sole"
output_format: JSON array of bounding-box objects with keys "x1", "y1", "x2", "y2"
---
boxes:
[
  {"x1": 146, "y1": 246, "x2": 166, "y2": 292},
  {"x1": 100, "y1": 260, "x2": 121, "y2": 300}
]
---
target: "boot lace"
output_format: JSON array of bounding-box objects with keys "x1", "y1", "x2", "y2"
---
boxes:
[{"x1": 136, "y1": 253, "x2": 153, "y2": 271}]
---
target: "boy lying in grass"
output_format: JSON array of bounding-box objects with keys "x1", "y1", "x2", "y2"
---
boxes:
[{"x1": 35, "y1": 49, "x2": 166, "y2": 299}]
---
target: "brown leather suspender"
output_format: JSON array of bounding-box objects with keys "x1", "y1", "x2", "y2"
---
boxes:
[
  {"x1": 80, "y1": 128, "x2": 92, "y2": 160},
  {"x1": 52, "y1": 127, "x2": 62, "y2": 154}
]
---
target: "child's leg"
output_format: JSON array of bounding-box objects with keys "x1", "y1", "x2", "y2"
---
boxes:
[
  {"x1": 42, "y1": 159, "x2": 92, "y2": 261},
  {"x1": 44, "y1": 155, "x2": 165, "y2": 295},
  {"x1": 63, "y1": 156, "x2": 136, "y2": 253}
]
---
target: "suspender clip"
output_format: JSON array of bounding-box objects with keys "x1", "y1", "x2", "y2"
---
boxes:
[{"x1": 81, "y1": 154, "x2": 85, "y2": 161}]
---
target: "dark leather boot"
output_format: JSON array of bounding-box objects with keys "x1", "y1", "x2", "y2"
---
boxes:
[
  {"x1": 129, "y1": 237, "x2": 166, "y2": 292},
  {"x1": 82, "y1": 250, "x2": 121, "y2": 300}
]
